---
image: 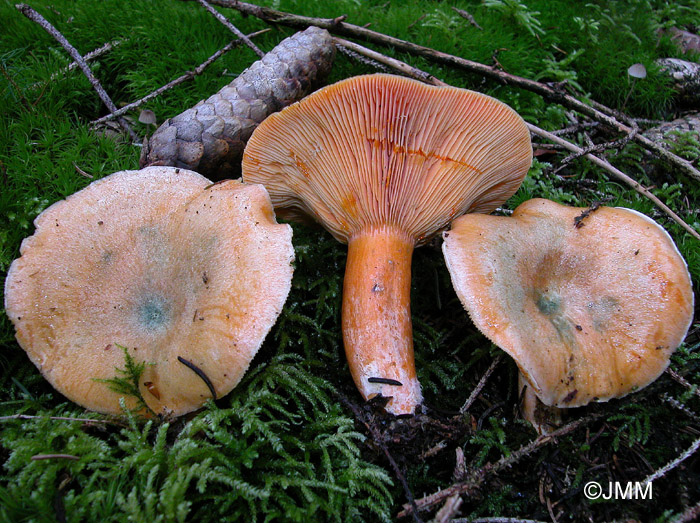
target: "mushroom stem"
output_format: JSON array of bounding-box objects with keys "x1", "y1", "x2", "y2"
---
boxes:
[{"x1": 342, "y1": 225, "x2": 422, "y2": 415}]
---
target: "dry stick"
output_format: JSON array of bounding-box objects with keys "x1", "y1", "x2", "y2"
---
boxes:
[
  {"x1": 460, "y1": 353, "x2": 504, "y2": 414},
  {"x1": 0, "y1": 414, "x2": 114, "y2": 424},
  {"x1": 397, "y1": 414, "x2": 603, "y2": 518},
  {"x1": 532, "y1": 125, "x2": 700, "y2": 241},
  {"x1": 197, "y1": 0, "x2": 264, "y2": 58},
  {"x1": 451, "y1": 7, "x2": 483, "y2": 30},
  {"x1": 91, "y1": 29, "x2": 270, "y2": 126},
  {"x1": 210, "y1": 0, "x2": 700, "y2": 183},
  {"x1": 29, "y1": 39, "x2": 123, "y2": 90},
  {"x1": 336, "y1": 37, "x2": 700, "y2": 241},
  {"x1": 666, "y1": 367, "x2": 700, "y2": 399},
  {"x1": 52, "y1": 39, "x2": 122, "y2": 80},
  {"x1": 454, "y1": 518, "x2": 549, "y2": 523},
  {"x1": 642, "y1": 434, "x2": 700, "y2": 485},
  {"x1": 31, "y1": 454, "x2": 80, "y2": 461},
  {"x1": 340, "y1": 398, "x2": 423, "y2": 523},
  {"x1": 676, "y1": 499, "x2": 700, "y2": 523},
  {"x1": 15, "y1": 4, "x2": 139, "y2": 143}
]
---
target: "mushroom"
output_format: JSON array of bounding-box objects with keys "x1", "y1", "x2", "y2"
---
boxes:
[
  {"x1": 242, "y1": 74, "x2": 532, "y2": 414},
  {"x1": 4, "y1": 166, "x2": 294, "y2": 416},
  {"x1": 442, "y1": 198, "x2": 694, "y2": 431}
]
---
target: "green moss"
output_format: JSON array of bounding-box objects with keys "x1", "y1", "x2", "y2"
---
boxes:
[{"x1": 2, "y1": 0, "x2": 700, "y2": 520}]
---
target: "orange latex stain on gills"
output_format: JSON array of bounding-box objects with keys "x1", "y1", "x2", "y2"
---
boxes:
[
  {"x1": 366, "y1": 137, "x2": 482, "y2": 173},
  {"x1": 290, "y1": 151, "x2": 312, "y2": 178},
  {"x1": 340, "y1": 193, "x2": 359, "y2": 219}
]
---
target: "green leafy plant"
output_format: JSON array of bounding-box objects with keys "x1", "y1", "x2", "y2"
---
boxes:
[
  {"x1": 469, "y1": 417, "x2": 510, "y2": 466},
  {"x1": 0, "y1": 355, "x2": 395, "y2": 522},
  {"x1": 94, "y1": 345, "x2": 156, "y2": 417},
  {"x1": 607, "y1": 404, "x2": 652, "y2": 451},
  {"x1": 482, "y1": 0, "x2": 545, "y2": 37}
]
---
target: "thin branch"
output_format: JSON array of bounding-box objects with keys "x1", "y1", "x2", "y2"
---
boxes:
[
  {"x1": 333, "y1": 37, "x2": 438, "y2": 84},
  {"x1": 197, "y1": 0, "x2": 264, "y2": 58},
  {"x1": 91, "y1": 29, "x2": 269, "y2": 126},
  {"x1": 529, "y1": 124, "x2": 700, "y2": 241},
  {"x1": 340, "y1": 397, "x2": 423, "y2": 523},
  {"x1": 451, "y1": 7, "x2": 482, "y2": 30},
  {"x1": 675, "y1": 499, "x2": 700, "y2": 523},
  {"x1": 659, "y1": 394, "x2": 700, "y2": 423},
  {"x1": 15, "y1": 3, "x2": 140, "y2": 143},
  {"x1": 642, "y1": 434, "x2": 700, "y2": 485},
  {"x1": 0, "y1": 414, "x2": 116, "y2": 424},
  {"x1": 454, "y1": 519, "x2": 549, "y2": 523},
  {"x1": 460, "y1": 354, "x2": 504, "y2": 414},
  {"x1": 398, "y1": 414, "x2": 602, "y2": 518},
  {"x1": 49, "y1": 39, "x2": 122, "y2": 82},
  {"x1": 666, "y1": 367, "x2": 700, "y2": 399},
  {"x1": 31, "y1": 454, "x2": 80, "y2": 461},
  {"x1": 210, "y1": 0, "x2": 700, "y2": 183},
  {"x1": 328, "y1": 34, "x2": 700, "y2": 240}
]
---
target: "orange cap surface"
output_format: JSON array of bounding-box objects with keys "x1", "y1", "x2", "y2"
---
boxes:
[
  {"x1": 4, "y1": 166, "x2": 294, "y2": 416},
  {"x1": 443, "y1": 198, "x2": 694, "y2": 408}
]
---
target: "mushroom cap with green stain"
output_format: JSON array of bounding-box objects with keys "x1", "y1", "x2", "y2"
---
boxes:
[
  {"x1": 442, "y1": 198, "x2": 694, "y2": 408},
  {"x1": 4, "y1": 166, "x2": 294, "y2": 416}
]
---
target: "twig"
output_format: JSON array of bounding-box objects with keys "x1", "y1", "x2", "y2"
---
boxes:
[
  {"x1": 15, "y1": 4, "x2": 140, "y2": 143},
  {"x1": 454, "y1": 519, "x2": 549, "y2": 523},
  {"x1": 398, "y1": 414, "x2": 602, "y2": 518},
  {"x1": 675, "y1": 499, "x2": 700, "y2": 523},
  {"x1": 554, "y1": 121, "x2": 638, "y2": 170},
  {"x1": 460, "y1": 354, "x2": 504, "y2": 414},
  {"x1": 31, "y1": 454, "x2": 80, "y2": 461},
  {"x1": 434, "y1": 493, "x2": 462, "y2": 523},
  {"x1": 666, "y1": 368, "x2": 700, "y2": 399},
  {"x1": 333, "y1": 37, "x2": 438, "y2": 84},
  {"x1": 335, "y1": 40, "x2": 391, "y2": 73},
  {"x1": 197, "y1": 0, "x2": 264, "y2": 58},
  {"x1": 327, "y1": 33, "x2": 700, "y2": 240},
  {"x1": 0, "y1": 414, "x2": 115, "y2": 424},
  {"x1": 341, "y1": 397, "x2": 423, "y2": 523},
  {"x1": 451, "y1": 7, "x2": 482, "y2": 30},
  {"x1": 44, "y1": 39, "x2": 123, "y2": 83},
  {"x1": 660, "y1": 394, "x2": 700, "y2": 423},
  {"x1": 91, "y1": 29, "x2": 269, "y2": 126},
  {"x1": 642, "y1": 434, "x2": 700, "y2": 485},
  {"x1": 210, "y1": 0, "x2": 700, "y2": 183},
  {"x1": 530, "y1": 124, "x2": 700, "y2": 241}
]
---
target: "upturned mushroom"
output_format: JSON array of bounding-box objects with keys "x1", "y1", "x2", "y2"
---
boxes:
[
  {"x1": 442, "y1": 198, "x2": 694, "y2": 431},
  {"x1": 4, "y1": 166, "x2": 294, "y2": 417},
  {"x1": 242, "y1": 74, "x2": 532, "y2": 414}
]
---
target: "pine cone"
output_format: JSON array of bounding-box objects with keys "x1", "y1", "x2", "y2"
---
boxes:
[{"x1": 140, "y1": 26, "x2": 335, "y2": 178}]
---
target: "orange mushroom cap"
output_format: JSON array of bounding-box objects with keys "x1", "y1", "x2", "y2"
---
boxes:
[
  {"x1": 4, "y1": 166, "x2": 294, "y2": 417},
  {"x1": 243, "y1": 74, "x2": 532, "y2": 414},
  {"x1": 243, "y1": 74, "x2": 532, "y2": 243},
  {"x1": 442, "y1": 198, "x2": 694, "y2": 409}
]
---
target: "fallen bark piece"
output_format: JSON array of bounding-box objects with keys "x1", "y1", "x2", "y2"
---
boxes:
[
  {"x1": 140, "y1": 26, "x2": 335, "y2": 178},
  {"x1": 642, "y1": 112, "x2": 700, "y2": 147},
  {"x1": 4, "y1": 166, "x2": 294, "y2": 417},
  {"x1": 664, "y1": 27, "x2": 700, "y2": 55},
  {"x1": 657, "y1": 58, "x2": 700, "y2": 106}
]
